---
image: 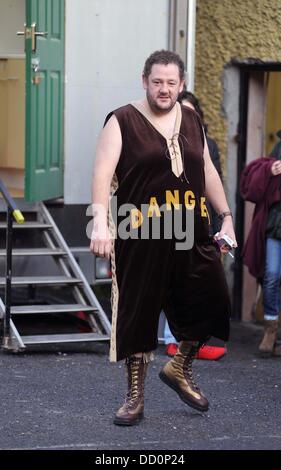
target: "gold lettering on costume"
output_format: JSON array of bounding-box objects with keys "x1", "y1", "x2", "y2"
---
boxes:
[
  {"x1": 148, "y1": 197, "x2": 161, "y2": 217},
  {"x1": 184, "y1": 191, "x2": 196, "y2": 210},
  {"x1": 128, "y1": 191, "x2": 208, "y2": 221},
  {"x1": 166, "y1": 190, "x2": 180, "y2": 210},
  {"x1": 131, "y1": 209, "x2": 143, "y2": 228},
  {"x1": 200, "y1": 197, "x2": 208, "y2": 217}
]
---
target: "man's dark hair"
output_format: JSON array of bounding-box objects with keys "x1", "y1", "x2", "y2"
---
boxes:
[
  {"x1": 143, "y1": 50, "x2": 185, "y2": 81},
  {"x1": 177, "y1": 90, "x2": 204, "y2": 121}
]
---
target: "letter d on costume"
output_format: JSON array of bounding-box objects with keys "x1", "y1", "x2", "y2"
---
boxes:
[{"x1": 131, "y1": 209, "x2": 143, "y2": 229}]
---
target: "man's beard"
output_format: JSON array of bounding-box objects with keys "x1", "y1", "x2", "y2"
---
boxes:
[{"x1": 146, "y1": 91, "x2": 177, "y2": 114}]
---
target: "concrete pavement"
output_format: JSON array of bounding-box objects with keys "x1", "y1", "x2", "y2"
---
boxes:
[{"x1": 0, "y1": 321, "x2": 280, "y2": 450}]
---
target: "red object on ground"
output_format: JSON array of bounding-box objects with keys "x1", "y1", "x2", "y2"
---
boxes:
[
  {"x1": 195, "y1": 345, "x2": 227, "y2": 361},
  {"x1": 166, "y1": 343, "x2": 178, "y2": 357},
  {"x1": 165, "y1": 343, "x2": 227, "y2": 360}
]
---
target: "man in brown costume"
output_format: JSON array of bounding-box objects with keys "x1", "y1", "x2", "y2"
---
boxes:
[{"x1": 90, "y1": 50, "x2": 236, "y2": 426}]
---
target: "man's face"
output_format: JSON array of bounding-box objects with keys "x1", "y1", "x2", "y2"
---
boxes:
[{"x1": 143, "y1": 63, "x2": 185, "y2": 114}]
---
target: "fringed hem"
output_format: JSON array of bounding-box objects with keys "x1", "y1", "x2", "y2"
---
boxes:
[{"x1": 109, "y1": 174, "x2": 119, "y2": 363}]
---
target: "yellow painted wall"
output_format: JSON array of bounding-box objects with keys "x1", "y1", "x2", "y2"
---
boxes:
[
  {"x1": 0, "y1": 60, "x2": 8, "y2": 166},
  {"x1": 0, "y1": 58, "x2": 25, "y2": 169},
  {"x1": 195, "y1": 0, "x2": 281, "y2": 166},
  {"x1": 265, "y1": 72, "x2": 281, "y2": 155}
]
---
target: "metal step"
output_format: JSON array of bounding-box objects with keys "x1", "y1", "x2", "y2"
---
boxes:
[
  {"x1": 0, "y1": 248, "x2": 66, "y2": 257},
  {"x1": 11, "y1": 304, "x2": 97, "y2": 315},
  {"x1": 0, "y1": 222, "x2": 52, "y2": 230},
  {"x1": 0, "y1": 276, "x2": 83, "y2": 287},
  {"x1": 0, "y1": 201, "x2": 111, "y2": 351},
  {"x1": 20, "y1": 333, "x2": 109, "y2": 345},
  {"x1": 0, "y1": 200, "x2": 39, "y2": 213}
]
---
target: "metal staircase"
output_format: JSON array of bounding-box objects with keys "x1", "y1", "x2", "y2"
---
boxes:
[{"x1": 0, "y1": 197, "x2": 111, "y2": 351}]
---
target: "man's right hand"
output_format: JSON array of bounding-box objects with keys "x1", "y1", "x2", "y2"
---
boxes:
[{"x1": 90, "y1": 220, "x2": 112, "y2": 259}]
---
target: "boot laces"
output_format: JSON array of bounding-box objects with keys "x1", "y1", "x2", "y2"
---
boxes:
[
  {"x1": 183, "y1": 346, "x2": 199, "y2": 391},
  {"x1": 125, "y1": 358, "x2": 143, "y2": 408}
]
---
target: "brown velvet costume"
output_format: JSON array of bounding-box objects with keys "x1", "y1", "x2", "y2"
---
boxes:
[{"x1": 107, "y1": 103, "x2": 230, "y2": 362}]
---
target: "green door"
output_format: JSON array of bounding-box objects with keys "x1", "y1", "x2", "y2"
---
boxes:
[{"x1": 25, "y1": 0, "x2": 65, "y2": 201}]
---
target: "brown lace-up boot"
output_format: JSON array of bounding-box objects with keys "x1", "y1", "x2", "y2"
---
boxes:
[
  {"x1": 258, "y1": 320, "x2": 279, "y2": 357},
  {"x1": 159, "y1": 341, "x2": 209, "y2": 412},
  {"x1": 114, "y1": 355, "x2": 148, "y2": 426}
]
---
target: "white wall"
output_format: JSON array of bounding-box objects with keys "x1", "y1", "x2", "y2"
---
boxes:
[
  {"x1": 64, "y1": 0, "x2": 169, "y2": 204},
  {"x1": 0, "y1": 0, "x2": 25, "y2": 57}
]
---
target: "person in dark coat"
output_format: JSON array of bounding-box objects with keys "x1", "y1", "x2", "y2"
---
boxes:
[{"x1": 241, "y1": 136, "x2": 281, "y2": 357}]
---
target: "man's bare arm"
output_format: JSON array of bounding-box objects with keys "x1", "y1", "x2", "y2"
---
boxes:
[
  {"x1": 203, "y1": 137, "x2": 237, "y2": 246},
  {"x1": 90, "y1": 115, "x2": 122, "y2": 258}
]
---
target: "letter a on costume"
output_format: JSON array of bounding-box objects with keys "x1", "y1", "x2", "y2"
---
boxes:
[{"x1": 148, "y1": 197, "x2": 161, "y2": 217}]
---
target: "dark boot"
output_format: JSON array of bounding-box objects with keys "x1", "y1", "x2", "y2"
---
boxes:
[
  {"x1": 114, "y1": 355, "x2": 148, "y2": 426},
  {"x1": 258, "y1": 320, "x2": 279, "y2": 357},
  {"x1": 159, "y1": 341, "x2": 209, "y2": 412}
]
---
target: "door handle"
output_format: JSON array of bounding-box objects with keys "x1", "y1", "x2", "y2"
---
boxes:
[
  {"x1": 31, "y1": 23, "x2": 47, "y2": 52},
  {"x1": 17, "y1": 24, "x2": 30, "y2": 51},
  {"x1": 17, "y1": 23, "x2": 47, "y2": 52},
  {"x1": 17, "y1": 23, "x2": 27, "y2": 37}
]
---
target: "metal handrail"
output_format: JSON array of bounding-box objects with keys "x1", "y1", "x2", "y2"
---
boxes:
[{"x1": 0, "y1": 179, "x2": 24, "y2": 347}]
